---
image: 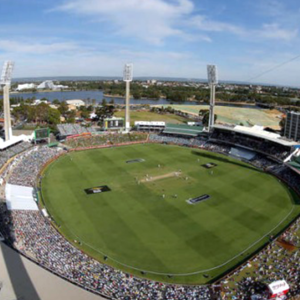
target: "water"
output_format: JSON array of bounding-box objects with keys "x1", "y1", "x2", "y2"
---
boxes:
[
  {"x1": 7, "y1": 90, "x2": 182, "y2": 105},
  {"x1": 3, "y1": 90, "x2": 260, "y2": 109}
]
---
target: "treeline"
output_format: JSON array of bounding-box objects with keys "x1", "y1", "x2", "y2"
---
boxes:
[
  {"x1": 12, "y1": 103, "x2": 61, "y2": 127},
  {"x1": 217, "y1": 92, "x2": 300, "y2": 106},
  {"x1": 102, "y1": 83, "x2": 209, "y2": 102},
  {"x1": 10, "y1": 101, "x2": 78, "y2": 129},
  {"x1": 102, "y1": 83, "x2": 300, "y2": 105},
  {"x1": 8, "y1": 97, "x2": 117, "y2": 130},
  {"x1": 60, "y1": 81, "x2": 101, "y2": 91},
  {"x1": 5, "y1": 80, "x2": 300, "y2": 107}
]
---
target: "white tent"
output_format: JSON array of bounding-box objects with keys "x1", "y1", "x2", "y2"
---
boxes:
[
  {"x1": 16, "y1": 83, "x2": 36, "y2": 91},
  {"x1": 5, "y1": 184, "x2": 38, "y2": 211}
]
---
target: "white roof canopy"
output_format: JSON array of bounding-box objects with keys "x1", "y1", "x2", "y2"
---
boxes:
[
  {"x1": 213, "y1": 124, "x2": 299, "y2": 147},
  {"x1": 135, "y1": 121, "x2": 165, "y2": 126}
]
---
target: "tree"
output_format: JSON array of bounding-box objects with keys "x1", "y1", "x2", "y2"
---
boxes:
[
  {"x1": 199, "y1": 109, "x2": 209, "y2": 117},
  {"x1": 166, "y1": 91, "x2": 187, "y2": 102},
  {"x1": 87, "y1": 105, "x2": 94, "y2": 112},
  {"x1": 35, "y1": 103, "x2": 52, "y2": 123},
  {"x1": 132, "y1": 91, "x2": 142, "y2": 99},
  {"x1": 52, "y1": 99, "x2": 60, "y2": 105},
  {"x1": 48, "y1": 108, "x2": 61, "y2": 125},
  {"x1": 58, "y1": 101, "x2": 69, "y2": 117},
  {"x1": 66, "y1": 110, "x2": 76, "y2": 123},
  {"x1": 279, "y1": 117, "x2": 286, "y2": 135},
  {"x1": 101, "y1": 99, "x2": 107, "y2": 106},
  {"x1": 202, "y1": 111, "x2": 217, "y2": 127},
  {"x1": 27, "y1": 106, "x2": 38, "y2": 123},
  {"x1": 80, "y1": 108, "x2": 90, "y2": 119},
  {"x1": 95, "y1": 105, "x2": 115, "y2": 125}
]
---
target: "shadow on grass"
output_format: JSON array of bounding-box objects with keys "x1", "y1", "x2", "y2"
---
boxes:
[{"x1": 191, "y1": 150, "x2": 264, "y2": 173}]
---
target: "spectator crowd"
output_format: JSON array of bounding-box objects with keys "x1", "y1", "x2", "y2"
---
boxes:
[
  {"x1": 8, "y1": 146, "x2": 63, "y2": 187},
  {"x1": 0, "y1": 135, "x2": 299, "y2": 300},
  {"x1": 66, "y1": 133, "x2": 148, "y2": 149},
  {"x1": 210, "y1": 130, "x2": 290, "y2": 161},
  {"x1": 221, "y1": 217, "x2": 300, "y2": 299},
  {"x1": 0, "y1": 208, "x2": 213, "y2": 300},
  {"x1": 0, "y1": 141, "x2": 32, "y2": 170}
]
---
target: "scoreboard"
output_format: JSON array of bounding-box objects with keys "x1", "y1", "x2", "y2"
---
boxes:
[
  {"x1": 34, "y1": 128, "x2": 50, "y2": 141},
  {"x1": 104, "y1": 117, "x2": 124, "y2": 130}
]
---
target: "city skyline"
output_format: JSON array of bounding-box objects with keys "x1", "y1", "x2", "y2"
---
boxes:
[{"x1": 0, "y1": 0, "x2": 300, "y2": 86}]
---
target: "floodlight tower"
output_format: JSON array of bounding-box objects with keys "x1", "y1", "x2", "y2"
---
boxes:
[
  {"x1": 0, "y1": 61, "x2": 14, "y2": 141},
  {"x1": 207, "y1": 65, "x2": 218, "y2": 131},
  {"x1": 123, "y1": 63, "x2": 133, "y2": 132}
]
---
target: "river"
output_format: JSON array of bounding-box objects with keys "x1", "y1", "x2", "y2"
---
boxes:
[{"x1": 3, "y1": 90, "x2": 260, "y2": 109}]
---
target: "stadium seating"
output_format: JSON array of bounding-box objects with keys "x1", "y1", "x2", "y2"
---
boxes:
[
  {"x1": 66, "y1": 133, "x2": 148, "y2": 149},
  {"x1": 210, "y1": 129, "x2": 290, "y2": 161},
  {"x1": 57, "y1": 124, "x2": 97, "y2": 137},
  {"x1": 0, "y1": 141, "x2": 32, "y2": 170},
  {"x1": 0, "y1": 138, "x2": 300, "y2": 300}
]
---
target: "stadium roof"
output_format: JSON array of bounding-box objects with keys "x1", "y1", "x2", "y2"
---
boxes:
[
  {"x1": 0, "y1": 135, "x2": 30, "y2": 150},
  {"x1": 135, "y1": 121, "x2": 165, "y2": 126},
  {"x1": 163, "y1": 124, "x2": 204, "y2": 137},
  {"x1": 213, "y1": 124, "x2": 299, "y2": 147},
  {"x1": 287, "y1": 155, "x2": 300, "y2": 171},
  {"x1": 105, "y1": 117, "x2": 124, "y2": 121}
]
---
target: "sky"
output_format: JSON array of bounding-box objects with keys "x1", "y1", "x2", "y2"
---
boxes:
[{"x1": 0, "y1": 0, "x2": 300, "y2": 86}]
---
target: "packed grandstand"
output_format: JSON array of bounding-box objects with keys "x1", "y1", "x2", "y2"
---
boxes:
[{"x1": 0, "y1": 126, "x2": 300, "y2": 300}]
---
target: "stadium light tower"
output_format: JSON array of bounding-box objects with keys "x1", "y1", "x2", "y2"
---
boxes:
[
  {"x1": 123, "y1": 63, "x2": 133, "y2": 132},
  {"x1": 207, "y1": 65, "x2": 218, "y2": 131},
  {"x1": 0, "y1": 61, "x2": 14, "y2": 141}
]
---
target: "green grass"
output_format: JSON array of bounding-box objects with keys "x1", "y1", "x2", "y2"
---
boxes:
[
  {"x1": 155, "y1": 105, "x2": 282, "y2": 129},
  {"x1": 41, "y1": 144, "x2": 300, "y2": 284},
  {"x1": 114, "y1": 110, "x2": 189, "y2": 125}
]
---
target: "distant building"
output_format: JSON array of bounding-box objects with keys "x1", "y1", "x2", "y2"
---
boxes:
[
  {"x1": 147, "y1": 79, "x2": 157, "y2": 85},
  {"x1": 16, "y1": 83, "x2": 36, "y2": 91},
  {"x1": 89, "y1": 113, "x2": 97, "y2": 119},
  {"x1": 135, "y1": 121, "x2": 165, "y2": 132},
  {"x1": 66, "y1": 99, "x2": 85, "y2": 108},
  {"x1": 37, "y1": 80, "x2": 68, "y2": 90},
  {"x1": 33, "y1": 99, "x2": 48, "y2": 105},
  {"x1": 284, "y1": 111, "x2": 300, "y2": 141}
]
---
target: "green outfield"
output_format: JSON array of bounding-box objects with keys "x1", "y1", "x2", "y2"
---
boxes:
[
  {"x1": 114, "y1": 110, "x2": 190, "y2": 125},
  {"x1": 155, "y1": 105, "x2": 282, "y2": 129},
  {"x1": 41, "y1": 144, "x2": 300, "y2": 284}
]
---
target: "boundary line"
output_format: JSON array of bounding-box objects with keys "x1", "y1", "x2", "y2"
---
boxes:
[
  {"x1": 42, "y1": 148, "x2": 297, "y2": 277},
  {"x1": 62, "y1": 206, "x2": 295, "y2": 276}
]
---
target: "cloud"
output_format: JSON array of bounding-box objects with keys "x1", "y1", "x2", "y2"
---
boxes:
[
  {"x1": 4, "y1": 44, "x2": 205, "y2": 79},
  {"x1": 52, "y1": 0, "x2": 298, "y2": 45},
  {"x1": 256, "y1": 0, "x2": 288, "y2": 18},
  {"x1": 190, "y1": 16, "x2": 244, "y2": 35},
  {"x1": 53, "y1": 0, "x2": 194, "y2": 45},
  {"x1": 0, "y1": 40, "x2": 81, "y2": 54},
  {"x1": 257, "y1": 23, "x2": 298, "y2": 41},
  {"x1": 190, "y1": 16, "x2": 297, "y2": 42}
]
